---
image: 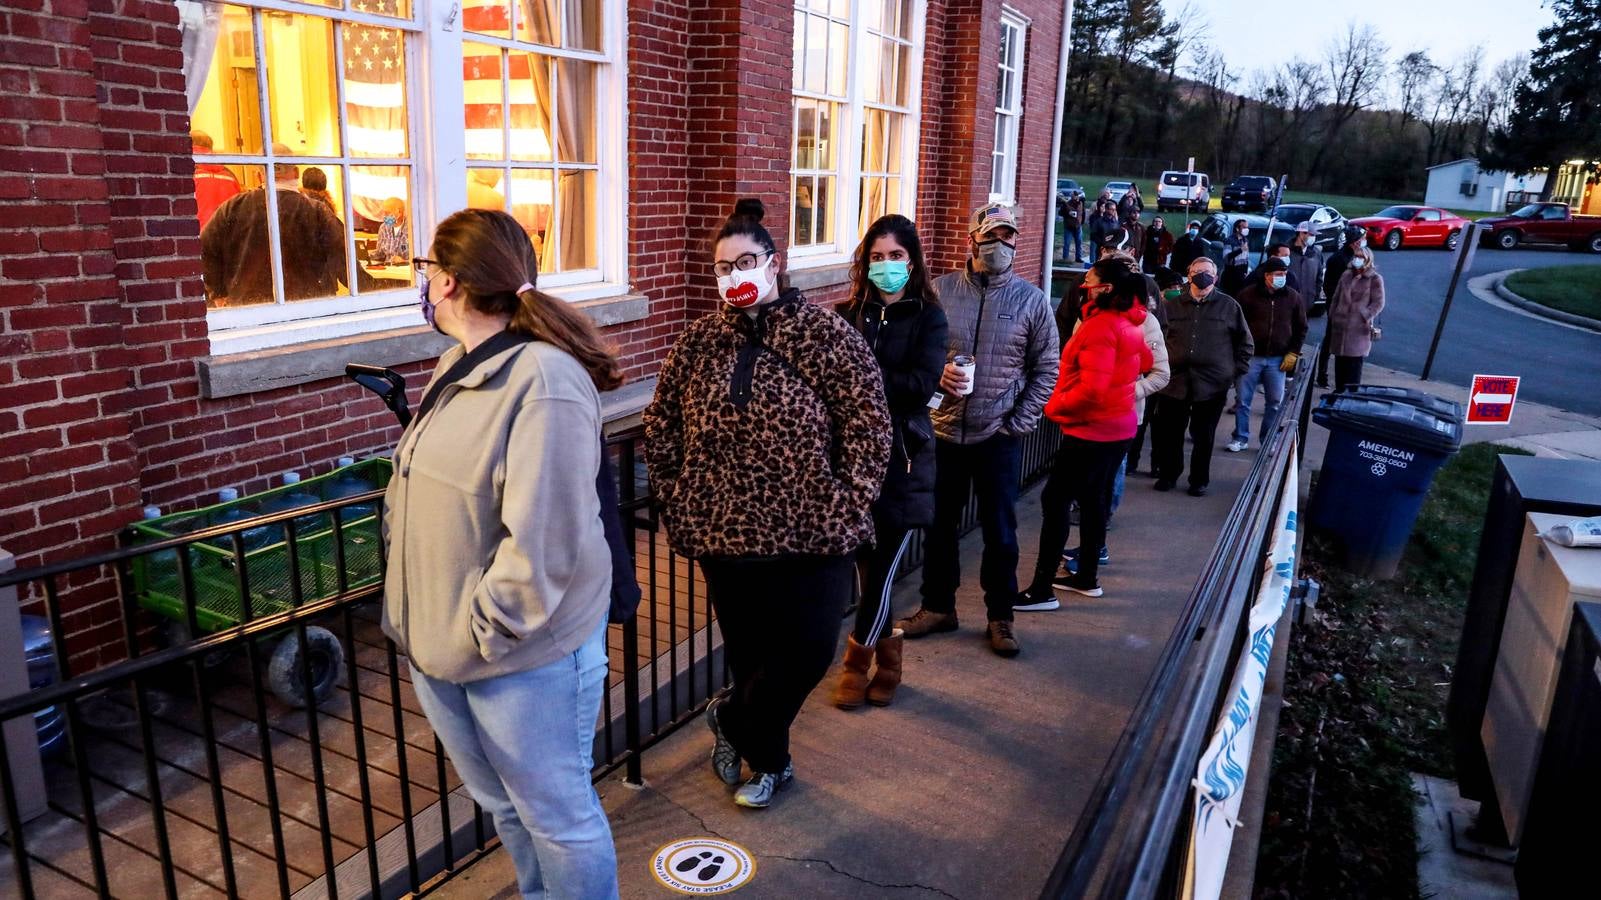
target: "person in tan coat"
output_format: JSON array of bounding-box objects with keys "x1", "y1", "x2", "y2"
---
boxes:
[{"x1": 1326, "y1": 243, "x2": 1386, "y2": 392}]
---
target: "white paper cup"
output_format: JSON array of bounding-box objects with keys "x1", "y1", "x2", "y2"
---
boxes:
[{"x1": 953, "y1": 355, "x2": 976, "y2": 397}]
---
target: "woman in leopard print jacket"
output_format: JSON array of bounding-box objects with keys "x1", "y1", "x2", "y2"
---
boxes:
[{"x1": 644, "y1": 199, "x2": 891, "y2": 810}]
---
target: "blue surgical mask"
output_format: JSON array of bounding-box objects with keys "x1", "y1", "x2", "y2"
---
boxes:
[
  {"x1": 867, "y1": 260, "x2": 910, "y2": 295},
  {"x1": 383, "y1": 214, "x2": 397, "y2": 227}
]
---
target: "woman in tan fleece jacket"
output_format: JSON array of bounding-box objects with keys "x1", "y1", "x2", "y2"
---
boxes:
[{"x1": 384, "y1": 209, "x2": 622, "y2": 898}]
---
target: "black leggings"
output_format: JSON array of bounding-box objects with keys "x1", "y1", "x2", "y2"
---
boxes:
[
  {"x1": 701, "y1": 554, "x2": 853, "y2": 774},
  {"x1": 1031, "y1": 435, "x2": 1130, "y2": 590},
  {"x1": 853, "y1": 522, "x2": 912, "y2": 646},
  {"x1": 1334, "y1": 356, "x2": 1365, "y2": 392}
]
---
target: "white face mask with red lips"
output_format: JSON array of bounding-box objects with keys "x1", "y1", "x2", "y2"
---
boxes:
[{"x1": 717, "y1": 261, "x2": 777, "y2": 309}]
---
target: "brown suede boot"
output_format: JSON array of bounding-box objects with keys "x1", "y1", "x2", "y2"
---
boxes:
[
  {"x1": 832, "y1": 636, "x2": 875, "y2": 709},
  {"x1": 866, "y1": 630, "x2": 904, "y2": 706}
]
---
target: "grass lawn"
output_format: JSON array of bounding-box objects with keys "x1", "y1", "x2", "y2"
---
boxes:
[
  {"x1": 1059, "y1": 171, "x2": 1486, "y2": 220},
  {"x1": 1502, "y1": 265, "x2": 1601, "y2": 321},
  {"x1": 1253, "y1": 442, "x2": 1533, "y2": 900}
]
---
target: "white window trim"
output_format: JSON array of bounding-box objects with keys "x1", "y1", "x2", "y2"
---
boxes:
[
  {"x1": 989, "y1": 8, "x2": 1027, "y2": 206},
  {"x1": 788, "y1": 0, "x2": 925, "y2": 271},
  {"x1": 202, "y1": 0, "x2": 631, "y2": 355}
]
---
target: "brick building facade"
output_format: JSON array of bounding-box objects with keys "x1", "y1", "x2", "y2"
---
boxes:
[{"x1": 1, "y1": 0, "x2": 1069, "y2": 667}]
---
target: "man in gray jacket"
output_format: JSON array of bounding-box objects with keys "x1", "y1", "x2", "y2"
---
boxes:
[{"x1": 898, "y1": 203, "x2": 1059, "y2": 658}]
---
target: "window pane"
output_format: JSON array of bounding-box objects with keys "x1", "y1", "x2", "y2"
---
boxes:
[
  {"x1": 342, "y1": 23, "x2": 409, "y2": 158},
  {"x1": 467, "y1": 166, "x2": 509, "y2": 213},
  {"x1": 264, "y1": 13, "x2": 340, "y2": 156},
  {"x1": 861, "y1": 109, "x2": 903, "y2": 175},
  {"x1": 199, "y1": 164, "x2": 266, "y2": 308},
  {"x1": 893, "y1": 43, "x2": 911, "y2": 106},
  {"x1": 349, "y1": 165, "x2": 413, "y2": 292},
  {"x1": 893, "y1": 0, "x2": 913, "y2": 38},
  {"x1": 998, "y1": 23, "x2": 1011, "y2": 71},
  {"x1": 792, "y1": 10, "x2": 805, "y2": 89},
  {"x1": 464, "y1": 43, "x2": 507, "y2": 160},
  {"x1": 794, "y1": 100, "x2": 817, "y2": 170},
  {"x1": 556, "y1": 169, "x2": 598, "y2": 270},
  {"x1": 188, "y1": 4, "x2": 263, "y2": 157},
  {"x1": 829, "y1": 0, "x2": 849, "y2": 18},
  {"x1": 554, "y1": 59, "x2": 597, "y2": 163},
  {"x1": 827, "y1": 21, "x2": 848, "y2": 96},
  {"x1": 279, "y1": 162, "x2": 351, "y2": 302},
  {"x1": 465, "y1": 0, "x2": 512, "y2": 38},
  {"x1": 885, "y1": 176, "x2": 901, "y2": 217},
  {"x1": 509, "y1": 51, "x2": 554, "y2": 161},
  {"x1": 862, "y1": 0, "x2": 883, "y2": 32},
  {"x1": 564, "y1": 0, "x2": 602, "y2": 50},
  {"x1": 859, "y1": 175, "x2": 883, "y2": 233},
  {"x1": 815, "y1": 101, "x2": 836, "y2": 169},
  {"x1": 509, "y1": 169, "x2": 556, "y2": 272},
  {"x1": 813, "y1": 175, "x2": 834, "y2": 245},
  {"x1": 516, "y1": 0, "x2": 558, "y2": 45},
  {"x1": 805, "y1": 14, "x2": 827, "y2": 94},
  {"x1": 793, "y1": 176, "x2": 814, "y2": 245},
  {"x1": 860, "y1": 34, "x2": 883, "y2": 103},
  {"x1": 359, "y1": 0, "x2": 411, "y2": 19}
]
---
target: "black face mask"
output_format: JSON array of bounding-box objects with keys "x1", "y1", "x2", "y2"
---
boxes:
[{"x1": 1190, "y1": 272, "x2": 1216, "y2": 290}]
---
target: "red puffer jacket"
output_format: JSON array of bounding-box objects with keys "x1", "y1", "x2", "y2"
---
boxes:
[{"x1": 1045, "y1": 303, "x2": 1153, "y2": 442}]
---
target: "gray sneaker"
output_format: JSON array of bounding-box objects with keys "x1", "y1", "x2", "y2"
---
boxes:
[
  {"x1": 733, "y1": 763, "x2": 795, "y2": 808},
  {"x1": 706, "y1": 698, "x2": 741, "y2": 786}
]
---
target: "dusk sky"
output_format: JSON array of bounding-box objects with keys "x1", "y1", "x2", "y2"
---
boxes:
[{"x1": 1161, "y1": 0, "x2": 1554, "y2": 81}]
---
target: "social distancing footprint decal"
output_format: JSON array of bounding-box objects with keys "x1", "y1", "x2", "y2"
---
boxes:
[{"x1": 652, "y1": 838, "x2": 756, "y2": 894}]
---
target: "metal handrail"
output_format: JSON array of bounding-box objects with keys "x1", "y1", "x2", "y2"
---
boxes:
[{"x1": 1041, "y1": 350, "x2": 1315, "y2": 898}]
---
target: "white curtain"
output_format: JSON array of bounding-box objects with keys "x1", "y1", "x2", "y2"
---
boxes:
[{"x1": 177, "y1": 1, "x2": 224, "y2": 115}]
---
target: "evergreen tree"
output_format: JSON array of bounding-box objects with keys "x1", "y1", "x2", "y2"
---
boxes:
[{"x1": 1484, "y1": 0, "x2": 1601, "y2": 189}]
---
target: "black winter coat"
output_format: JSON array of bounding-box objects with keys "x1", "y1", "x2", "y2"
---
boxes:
[{"x1": 841, "y1": 294, "x2": 949, "y2": 531}]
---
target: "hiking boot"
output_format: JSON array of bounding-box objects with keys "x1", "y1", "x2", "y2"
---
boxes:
[
  {"x1": 865, "y1": 631, "x2": 904, "y2": 707},
  {"x1": 897, "y1": 608, "x2": 958, "y2": 638},
  {"x1": 987, "y1": 620, "x2": 1021, "y2": 657},
  {"x1": 706, "y1": 698, "x2": 742, "y2": 786},
  {"x1": 831, "y1": 636, "x2": 874, "y2": 710},
  {"x1": 1062, "y1": 546, "x2": 1110, "y2": 575},
  {"x1": 733, "y1": 763, "x2": 794, "y2": 809},
  {"x1": 1052, "y1": 574, "x2": 1104, "y2": 598},
  {"x1": 1225, "y1": 439, "x2": 1249, "y2": 453},
  {"x1": 1013, "y1": 588, "x2": 1060, "y2": 612}
]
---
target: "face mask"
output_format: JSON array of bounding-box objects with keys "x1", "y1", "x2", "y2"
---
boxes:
[
  {"x1": 1187, "y1": 227, "x2": 1200, "y2": 237},
  {"x1": 1162, "y1": 288, "x2": 1183, "y2": 302},
  {"x1": 419, "y1": 279, "x2": 444, "y2": 334},
  {"x1": 974, "y1": 240, "x2": 1015, "y2": 274},
  {"x1": 867, "y1": 260, "x2": 911, "y2": 295},
  {"x1": 1190, "y1": 272, "x2": 1216, "y2": 290},
  {"x1": 717, "y1": 261, "x2": 775, "y2": 309},
  {"x1": 1268, "y1": 274, "x2": 1287, "y2": 290},
  {"x1": 1355, "y1": 239, "x2": 1367, "y2": 250},
  {"x1": 383, "y1": 215, "x2": 397, "y2": 227},
  {"x1": 1350, "y1": 257, "x2": 1367, "y2": 270}
]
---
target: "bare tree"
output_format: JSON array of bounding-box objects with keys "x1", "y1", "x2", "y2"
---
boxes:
[
  {"x1": 1473, "y1": 53, "x2": 1529, "y2": 154},
  {"x1": 1393, "y1": 50, "x2": 1437, "y2": 134},
  {"x1": 1425, "y1": 47, "x2": 1484, "y2": 164},
  {"x1": 1307, "y1": 23, "x2": 1389, "y2": 179}
]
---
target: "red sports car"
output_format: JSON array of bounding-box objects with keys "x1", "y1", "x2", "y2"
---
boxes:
[{"x1": 1350, "y1": 205, "x2": 1471, "y2": 251}]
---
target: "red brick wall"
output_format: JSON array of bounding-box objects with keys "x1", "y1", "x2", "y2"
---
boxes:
[{"x1": 1007, "y1": 0, "x2": 1069, "y2": 284}]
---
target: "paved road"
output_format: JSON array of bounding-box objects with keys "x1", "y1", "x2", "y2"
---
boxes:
[{"x1": 1305, "y1": 244, "x2": 1601, "y2": 416}]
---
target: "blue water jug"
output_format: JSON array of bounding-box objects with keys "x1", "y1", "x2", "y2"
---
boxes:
[
  {"x1": 141, "y1": 505, "x2": 181, "y2": 585},
  {"x1": 326, "y1": 457, "x2": 377, "y2": 523},
  {"x1": 261, "y1": 473, "x2": 326, "y2": 541},
  {"x1": 211, "y1": 488, "x2": 274, "y2": 556}
]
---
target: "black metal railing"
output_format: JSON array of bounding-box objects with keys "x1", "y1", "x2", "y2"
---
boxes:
[
  {"x1": 0, "y1": 421, "x2": 1064, "y2": 899},
  {"x1": 1040, "y1": 352, "x2": 1316, "y2": 899}
]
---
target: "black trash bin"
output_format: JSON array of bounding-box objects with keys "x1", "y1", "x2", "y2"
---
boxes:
[
  {"x1": 1342, "y1": 383, "x2": 1465, "y2": 422},
  {"x1": 1309, "y1": 391, "x2": 1464, "y2": 578}
]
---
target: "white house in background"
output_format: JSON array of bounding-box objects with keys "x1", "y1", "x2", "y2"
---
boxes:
[{"x1": 1425, "y1": 158, "x2": 1548, "y2": 212}]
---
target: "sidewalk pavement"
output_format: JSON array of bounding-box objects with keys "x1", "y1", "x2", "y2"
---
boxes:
[
  {"x1": 1301, "y1": 363, "x2": 1601, "y2": 467},
  {"x1": 434, "y1": 426, "x2": 1268, "y2": 899}
]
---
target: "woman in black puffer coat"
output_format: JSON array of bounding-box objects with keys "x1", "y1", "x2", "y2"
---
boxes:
[{"x1": 833, "y1": 214, "x2": 948, "y2": 710}]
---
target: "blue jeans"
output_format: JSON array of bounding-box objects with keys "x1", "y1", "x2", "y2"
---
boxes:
[
  {"x1": 921, "y1": 434, "x2": 1022, "y2": 622},
  {"x1": 1068, "y1": 225, "x2": 1083, "y2": 261},
  {"x1": 1234, "y1": 356, "x2": 1287, "y2": 445},
  {"x1": 410, "y1": 622, "x2": 617, "y2": 900},
  {"x1": 1110, "y1": 457, "x2": 1125, "y2": 516}
]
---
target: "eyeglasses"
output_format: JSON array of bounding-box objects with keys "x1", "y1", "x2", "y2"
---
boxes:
[
  {"x1": 412, "y1": 257, "x2": 440, "y2": 274},
  {"x1": 712, "y1": 251, "x2": 771, "y2": 278}
]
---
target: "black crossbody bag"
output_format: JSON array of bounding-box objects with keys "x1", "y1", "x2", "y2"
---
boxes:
[{"x1": 416, "y1": 330, "x2": 644, "y2": 624}]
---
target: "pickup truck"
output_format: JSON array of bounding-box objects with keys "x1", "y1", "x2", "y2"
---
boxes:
[{"x1": 1477, "y1": 202, "x2": 1601, "y2": 253}]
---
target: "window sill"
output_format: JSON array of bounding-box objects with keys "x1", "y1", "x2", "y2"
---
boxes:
[
  {"x1": 198, "y1": 292, "x2": 651, "y2": 398},
  {"x1": 787, "y1": 260, "x2": 853, "y2": 293}
]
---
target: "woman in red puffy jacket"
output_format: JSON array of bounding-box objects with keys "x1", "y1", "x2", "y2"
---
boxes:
[{"x1": 1016, "y1": 258, "x2": 1154, "y2": 607}]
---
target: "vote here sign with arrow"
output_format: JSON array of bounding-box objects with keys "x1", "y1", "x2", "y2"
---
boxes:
[{"x1": 1468, "y1": 374, "x2": 1520, "y2": 425}]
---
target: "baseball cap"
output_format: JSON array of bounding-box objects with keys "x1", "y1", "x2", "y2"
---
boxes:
[
  {"x1": 1098, "y1": 227, "x2": 1132, "y2": 251},
  {"x1": 1262, "y1": 256, "x2": 1290, "y2": 272},
  {"x1": 1295, "y1": 222, "x2": 1312, "y2": 233},
  {"x1": 969, "y1": 203, "x2": 1019, "y2": 239}
]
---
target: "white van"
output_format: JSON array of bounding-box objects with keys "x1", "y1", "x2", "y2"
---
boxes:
[{"x1": 1157, "y1": 171, "x2": 1211, "y2": 212}]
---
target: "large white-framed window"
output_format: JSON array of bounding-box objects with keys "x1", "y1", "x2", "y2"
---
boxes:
[
  {"x1": 989, "y1": 9, "x2": 1027, "y2": 204},
  {"x1": 789, "y1": 0, "x2": 924, "y2": 267},
  {"x1": 180, "y1": 0, "x2": 628, "y2": 355}
]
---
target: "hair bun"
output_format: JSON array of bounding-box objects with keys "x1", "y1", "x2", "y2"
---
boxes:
[{"x1": 732, "y1": 197, "x2": 766, "y2": 224}]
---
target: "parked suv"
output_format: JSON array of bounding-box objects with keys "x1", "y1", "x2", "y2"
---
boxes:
[
  {"x1": 1222, "y1": 175, "x2": 1277, "y2": 212},
  {"x1": 1157, "y1": 171, "x2": 1210, "y2": 212}
]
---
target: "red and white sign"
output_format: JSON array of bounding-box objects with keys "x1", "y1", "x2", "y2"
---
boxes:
[{"x1": 1467, "y1": 374, "x2": 1520, "y2": 425}]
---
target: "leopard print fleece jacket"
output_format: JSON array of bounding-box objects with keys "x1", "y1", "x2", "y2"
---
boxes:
[{"x1": 643, "y1": 289, "x2": 891, "y2": 559}]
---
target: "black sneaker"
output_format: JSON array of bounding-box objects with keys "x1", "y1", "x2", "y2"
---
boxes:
[
  {"x1": 1188, "y1": 484, "x2": 1209, "y2": 497},
  {"x1": 706, "y1": 699, "x2": 742, "y2": 786},
  {"x1": 1154, "y1": 479, "x2": 1176, "y2": 492},
  {"x1": 1051, "y1": 575, "x2": 1104, "y2": 598},
  {"x1": 1013, "y1": 588, "x2": 1060, "y2": 612},
  {"x1": 1062, "y1": 546, "x2": 1110, "y2": 574}
]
